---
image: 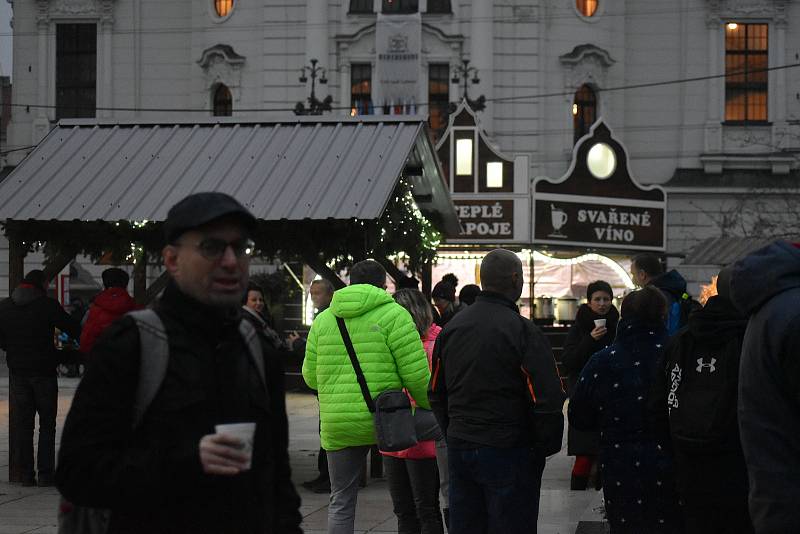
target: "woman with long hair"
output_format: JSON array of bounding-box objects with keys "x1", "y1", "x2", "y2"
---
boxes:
[
  {"x1": 383, "y1": 288, "x2": 445, "y2": 534},
  {"x1": 569, "y1": 286, "x2": 682, "y2": 533},
  {"x1": 562, "y1": 280, "x2": 619, "y2": 490}
]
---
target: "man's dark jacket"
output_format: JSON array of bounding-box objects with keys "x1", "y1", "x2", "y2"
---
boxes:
[
  {"x1": 0, "y1": 285, "x2": 81, "y2": 376},
  {"x1": 56, "y1": 281, "x2": 303, "y2": 534},
  {"x1": 730, "y1": 240, "x2": 800, "y2": 534},
  {"x1": 428, "y1": 292, "x2": 565, "y2": 449},
  {"x1": 652, "y1": 295, "x2": 750, "y2": 507}
]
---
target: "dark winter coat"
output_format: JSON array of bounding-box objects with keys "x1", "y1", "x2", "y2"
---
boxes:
[
  {"x1": 569, "y1": 318, "x2": 682, "y2": 534},
  {"x1": 55, "y1": 281, "x2": 303, "y2": 534},
  {"x1": 0, "y1": 285, "x2": 81, "y2": 376},
  {"x1": 562, "y1": 303, "x2": 619, "y2": 456},
  {"x1": 79, "y1": 287, "x2": 140, "y2": 355},
  {"x1": 730, "y1": 240, "x2": 800, "y2": 534},
  {"x1": 429, "y1": 291, "x2": 565, "y2": 449},
  {"x1": 651, "y1": 295, "x2": 750, "y2": 509}
]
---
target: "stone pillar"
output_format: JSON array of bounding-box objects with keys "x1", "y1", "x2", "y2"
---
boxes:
[
  {"x1": 772, "y1": 19, "x2": 787, "y2": 132},
  {"x1": 33, "y1": 0, "x2": 50, "y2": 143},
  {"x1": 305, "y1": 0, "x2": 329, "y2": 88},
  {"x1": 100, "y1": 1, "x2": 114, "y2": 118},
  {"x1": 471, "y1": 0, "x2": 493, "y2": 132},
  {"x1": 704, "y1": 16, "x2": 722, "y2": 155}
]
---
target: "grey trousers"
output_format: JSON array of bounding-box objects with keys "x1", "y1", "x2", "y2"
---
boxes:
[{"x1": 326, "y1": 445, "x2": 371, "y2": 534}]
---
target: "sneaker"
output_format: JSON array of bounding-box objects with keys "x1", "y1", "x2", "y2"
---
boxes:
[{"x1": 302, "y1": 475, "x2": 326, "y2": 490}]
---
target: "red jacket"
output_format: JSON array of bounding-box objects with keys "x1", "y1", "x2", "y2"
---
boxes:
[
  {"x1": 382, "y1": 324, "x2": 442, "y2": 460},
  {"x1": 79, "y1": 288, "x2": 140, "y2": 354}
]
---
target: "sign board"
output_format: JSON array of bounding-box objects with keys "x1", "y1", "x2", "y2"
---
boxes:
[
  {"x1": 534, "y1": 120, "x2": 666, "y2": 251},
  {"x1": 450, "y1": 199, "x2": 514, "y2": 239},
  {"x1": 373, "y1": 13, "x2": 421, "y2": 109}
]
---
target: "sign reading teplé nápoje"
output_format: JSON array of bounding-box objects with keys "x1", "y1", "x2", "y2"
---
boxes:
[
  {"x1": 373, "y1": 13, "x2": 421, "y2": 111},
  {"x1": 449, "y1": 199, "x2": 515, "y2": 239},
  {"x1": 533, "y1": 120, "x2": 667, "y2": 251}
]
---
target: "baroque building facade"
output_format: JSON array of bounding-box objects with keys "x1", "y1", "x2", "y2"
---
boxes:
[{"x1": 2, "y1": 0, "x2": 800, "y2": 295}]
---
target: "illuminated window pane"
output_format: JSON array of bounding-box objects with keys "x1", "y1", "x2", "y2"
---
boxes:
[
  {"x1": 576, "y1": 0, "x2": 598, "y2": 17},
  {"x1": 456, "y1": 139, "x2": 473, "y2": 175},
  {"x1": 428, "y1": 64, "x2": 450, "y2": 143},
  {"x1": 725, "y1": 22, "x2": 768, "y2": 122},
  {"x1": 573, "y1": 84, "x2": 597, "y2": 144},
  {"x1": 486, "y1": 162, "x2": 503, "y2": 188},
  {"x1": 351, "y1": 63, "x2": 372, "y2": 116},
  {"x1": 215, "y1": 0, "x2": 233, "y2": 17}
]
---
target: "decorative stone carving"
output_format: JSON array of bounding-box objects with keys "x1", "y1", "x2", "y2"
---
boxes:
[
  {"x1": 722, "y1": 126, "x2": 772, "y2": 152},
  {"x1": 197, "y1": 44, "x2": 246, "y2": 92},
  {"x1": 50, "y1": 0, "x2": 99, "y2": 16},
  {"x1": 559, "y1": 44, "x2": 615, "y2": 92},
  {"x1": 706, "y1": 0, "x2": 780, "y2": 21}
]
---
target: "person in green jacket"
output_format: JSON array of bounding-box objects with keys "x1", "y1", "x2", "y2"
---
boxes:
[{"x1": 303, "y1": 260, "x2": 431, "y2": 534}]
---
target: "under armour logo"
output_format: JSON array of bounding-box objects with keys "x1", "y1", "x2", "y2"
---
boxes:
[{"x1": 696, "y1": 358, "x2": 717, "y2": 373}]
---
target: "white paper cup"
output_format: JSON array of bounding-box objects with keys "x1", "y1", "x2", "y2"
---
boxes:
[
  {"x1": 215, "y1": 422, "x2": 256, "y2": 470},
  {"x1": 594, "y1": 319, "x2": 607, "y2": 328}
]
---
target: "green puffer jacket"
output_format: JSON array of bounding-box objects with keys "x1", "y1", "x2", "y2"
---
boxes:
[{"x1": 302, "y1": 284, "x2": 431, "y2": 451}]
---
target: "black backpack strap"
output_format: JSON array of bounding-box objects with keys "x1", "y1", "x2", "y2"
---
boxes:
[
  {"x1": 336, "y1": 316, "x2": 375, "y2": 413},
  {"x1": 238, "y1": 319, "x2": 267, "y2": 392},
  {"x1": 128, "y1": 309, "x2": 170, "y2": 429}
]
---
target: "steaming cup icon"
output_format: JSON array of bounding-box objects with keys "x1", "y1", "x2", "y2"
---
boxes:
[{"x1": 549, "y1": 204, "x2": 568, "y2": 238}]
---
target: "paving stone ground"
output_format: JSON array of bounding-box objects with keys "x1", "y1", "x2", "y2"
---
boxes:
[{"x1": 0, "y1": 376, "x2": 605, "y2": 534}]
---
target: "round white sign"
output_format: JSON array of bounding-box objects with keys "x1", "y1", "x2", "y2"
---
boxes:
[{"x1": 587, "y1": 143, "x2": 616, "y2": 179}]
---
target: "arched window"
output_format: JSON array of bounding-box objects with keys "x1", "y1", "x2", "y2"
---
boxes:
[
  {"x1": 576, "y1": 0, "x2": 598, "y2": 17},
  {"x1": 213, "y1": 84, "x2": 233, "y2": 117},
  {"x1": 573, "y1": 85, "x2": 597, "y2": 144},
  {"x1": 215, "y1": 0, "x2": 233, "y2": 18}
]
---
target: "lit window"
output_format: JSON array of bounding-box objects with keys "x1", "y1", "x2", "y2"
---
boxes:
[
  {"x1": 725, "y1": 22, "x2": 768, "y2": 122},
  {"x1": 573, "y1": 84, "x2": 597, "y2": 144},
  {"x1": 486, "y1": 162, "x2": 503, "y2": 188},
  {"x1": 456, "y1": 139, "x2": 473, "y2": 175},
  {"x1": 215, "y1": 0, "x2": 233, "y2": 17},
  {"x1": 576, "y1": 0, "x2": 598, "y2": 17},
  {"x1": 587, "y1": 143, "x2": 616, "y2": 179},
  {"x1": 213, "y1": 84, "x2": 232, "y2": 116},
  {"x1": 351, "y1": 64, "x2": 372, "y2": 116}
]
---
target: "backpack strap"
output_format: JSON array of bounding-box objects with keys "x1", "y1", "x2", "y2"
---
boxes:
[
  {"x1": 336, "y1": 316, "x2": 376, "y2": 413},
  {"x1": 128, "y1": 309, "x2": 169, "y2": 429},
  {"x1": 238, "y1": 318, "x2": 267, "y2": 392}
]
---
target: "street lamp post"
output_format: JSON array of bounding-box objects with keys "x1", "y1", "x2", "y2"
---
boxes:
[
  {"x1": 294, "y1": 58, "x2": 333, "y2": 116},
  {"x1": 450, "y1": 58, "x2": 486, "y2": 112}
]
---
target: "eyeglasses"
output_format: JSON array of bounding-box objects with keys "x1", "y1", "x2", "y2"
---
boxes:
[{"x1": 183, "y1": 237, "x2": 256, "y2": 260}]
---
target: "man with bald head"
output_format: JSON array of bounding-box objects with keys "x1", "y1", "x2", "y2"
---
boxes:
[{"x1": 429, "y1": 248, "x2": 565, "y2": 534}]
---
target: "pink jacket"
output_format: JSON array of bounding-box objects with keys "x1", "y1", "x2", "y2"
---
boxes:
[{"x1": 382, "y1": 324, "x2": 442, "y2": 460}]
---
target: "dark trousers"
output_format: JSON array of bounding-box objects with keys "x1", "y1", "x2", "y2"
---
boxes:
[
  {"x1": 9, "y1": 374, "x2": 58, "y2": 482},
  {"x1": 683, "y1": 502, "x2": 754, "y2": 534},
  {"x1": 384, "y1": 455, "x2": 443, "y2": 534},
  {"x1": 449, "y1": 447, "x2": 545, "y2": 534}
]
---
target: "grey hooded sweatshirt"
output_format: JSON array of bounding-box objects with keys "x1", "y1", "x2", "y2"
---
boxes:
[{"x1": 731, "y1": 240, "x2": 800, "y2": 534}]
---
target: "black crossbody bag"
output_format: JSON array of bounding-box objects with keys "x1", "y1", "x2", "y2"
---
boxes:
[{"x1": 336, "y1": 317, "x2": 441, "y2": 452}]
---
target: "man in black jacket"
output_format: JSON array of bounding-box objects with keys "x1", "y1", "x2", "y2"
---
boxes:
[
  {"x1": 429, "y1": 248, "x2": 565, "y2": 534},
  {"x1": 55, "y1": 193, "x2": 303, "y2": 534},
  {"x1": 730, "y1": 240, "x2": 800, "y2": 534},
  {"x1": 0, "y1": 269, "x2": 81, "y2": 486}
]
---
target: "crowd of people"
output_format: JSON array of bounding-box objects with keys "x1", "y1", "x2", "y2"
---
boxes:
[{"x1": 0, "y1": 191, "x2": 798, "y2": 534}]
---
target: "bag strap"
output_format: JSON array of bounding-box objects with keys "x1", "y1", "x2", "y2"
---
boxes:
[
  {"x1": 128, "y1": 309, "x2": 169, "y2": 429},
  {"x1": 336, "y1": 316, "x2": 375, "y2": 413},
  {"x1": 238, "y1": 318, "x2": 267, "y2": 392}
]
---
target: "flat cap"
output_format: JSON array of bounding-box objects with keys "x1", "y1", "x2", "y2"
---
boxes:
[{"x1": 164, "y1": 192, "x2": 257, "y2": 243}]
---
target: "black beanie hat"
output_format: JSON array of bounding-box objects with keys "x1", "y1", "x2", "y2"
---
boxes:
[{"x1": 432, "y1": 281, "x2": 456, "y2": 302}]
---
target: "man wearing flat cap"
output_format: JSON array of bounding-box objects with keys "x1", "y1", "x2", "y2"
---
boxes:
[{"x1": 56, "y1": 192, "x2": 303, "y2": 534}]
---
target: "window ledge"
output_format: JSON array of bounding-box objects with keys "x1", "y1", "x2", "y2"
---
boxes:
[{"x1": 722, "y1": 120, "x2": 772, "y2": 127}]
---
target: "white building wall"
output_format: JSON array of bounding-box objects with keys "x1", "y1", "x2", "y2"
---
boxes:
[{"x1": 3, "y1": 0, "x2": 800, "y2": 297}]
